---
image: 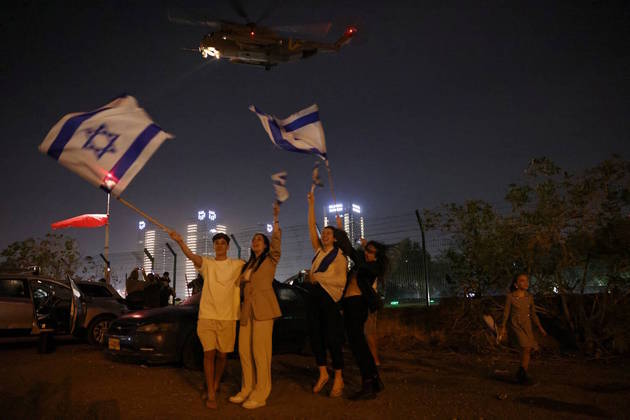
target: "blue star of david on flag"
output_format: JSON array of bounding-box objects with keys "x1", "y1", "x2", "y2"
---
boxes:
[{"x1": 82, "y1": 124, "x2": 119, "y2": 159}]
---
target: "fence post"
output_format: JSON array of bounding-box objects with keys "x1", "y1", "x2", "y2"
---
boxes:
[
  {"x1": 415, "y1": 210, "x2": 430, "y2": 308},
  {"x1": 143, "y1": 248, "x2": 154, "y2": 272},
  {"x1": 165, "y1": 242, "x2": 177, "y2": 304},
  {"x1": 230, "y1": 234, "x2": 242, "y2": 259}
]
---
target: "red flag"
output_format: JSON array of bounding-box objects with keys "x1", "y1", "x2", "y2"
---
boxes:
[{"x1": 51, "y1": 214, "x2": 109, "y2": 230}]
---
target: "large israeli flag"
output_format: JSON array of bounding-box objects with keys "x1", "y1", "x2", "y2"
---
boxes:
[
  {"x1": 38, "y1": 95, "x2": 173, "y2": 196},
  {"x1": 249, "y1": 104, "x2": 327, "y2": 160}
]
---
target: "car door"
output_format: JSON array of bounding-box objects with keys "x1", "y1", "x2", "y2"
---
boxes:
[
  {"x1": 0, "y1": 278, "x2": 34, "y2": 335},
  {"x1": 67, "y1": 277, "x2": 86, "y2": 335}
]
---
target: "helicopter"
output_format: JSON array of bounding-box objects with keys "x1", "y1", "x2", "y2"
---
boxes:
[{"x1": 170, "y1": 3, "x2": 358, "y2": 70}]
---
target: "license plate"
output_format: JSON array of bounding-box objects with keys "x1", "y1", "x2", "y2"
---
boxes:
[{"x1": 108, "y1": 337, "x2": 120, "y2": 351}]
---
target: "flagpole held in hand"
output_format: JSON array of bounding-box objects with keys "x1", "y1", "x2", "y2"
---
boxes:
[
  {"x1": 324, "y1": 159, "x2": 337, "y2": 207},
  {"x1": 116, "y1": 196, "x2": 170, "y2": 233}
]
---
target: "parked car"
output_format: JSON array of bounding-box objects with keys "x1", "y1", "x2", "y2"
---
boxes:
[
  {"x1": 75, "y1": 281, "x2": 128, "y2": 346},
  {"x1": 0, "y1": 270, "x2": 85, "y2": 339},
  {"x1": 105, "y1": 279, "x2": 310, "y2": 369}
]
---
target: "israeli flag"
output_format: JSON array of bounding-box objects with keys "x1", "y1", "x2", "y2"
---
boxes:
[
  {"x1": 38, "y1": 95, "x2": 173, "y2": 196},
  {"x1": 249, "y1": 104, "x2": 327, "y2": 160},
  {"x1": 271, "y1": 171, "x2": 289, "y2": 204}
]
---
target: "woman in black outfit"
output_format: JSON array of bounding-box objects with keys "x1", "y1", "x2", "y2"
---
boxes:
[{"x1": 342, "y1": 240, "x2": 389, "y2": 400}]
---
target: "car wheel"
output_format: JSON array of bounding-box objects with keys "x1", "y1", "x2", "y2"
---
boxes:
[
  {"x1": 87, "y1": 315, "x2": 115, "y2": 346},
  {"x1": 181, "y1": 332, "x2": 203, "y2": 370}
]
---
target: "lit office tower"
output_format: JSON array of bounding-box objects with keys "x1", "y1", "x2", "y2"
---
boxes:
[
  {"x1": 188, "y1": 209, "x2": 229, "y2": 257},
  {"x1": 138, "y1": 227, "x2": 171, "y2": 274},
  {"x1": 323, "y1": 202, "x2": 365, "y2": 244},
  {"x1": 184, "y1": 223, "x2": 198, "y2": 294}
]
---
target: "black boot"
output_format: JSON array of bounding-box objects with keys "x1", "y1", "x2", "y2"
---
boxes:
[
  {"x1": 372, "y1": 375, "x2": 385, "y2": 393},
  {"x1": 350, "y1": 378, "x2": 376, "y2": 401},
  {"x1": 516, "y1": 367, "x2": 532, "y2": 385}
]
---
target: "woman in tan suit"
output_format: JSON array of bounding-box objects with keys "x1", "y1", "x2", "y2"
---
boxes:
[{"x1": 229, "y1": 203, "x2": 282, "y2": 409}]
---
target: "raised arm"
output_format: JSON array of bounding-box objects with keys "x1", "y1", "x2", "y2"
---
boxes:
[
  {"x1": 168, "y1": 229, "x2": 202, "y2": 268},
  {"x1": 307, "y1": 192, "x2": 321, "y2": 252},
  {"x1": 270, "y1": 202, "x2": 282, "y2": 264}
]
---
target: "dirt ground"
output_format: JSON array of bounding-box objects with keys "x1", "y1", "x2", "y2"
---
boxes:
[{"x1": 1, "y1": 338, "x2": 629, "y2": 419}]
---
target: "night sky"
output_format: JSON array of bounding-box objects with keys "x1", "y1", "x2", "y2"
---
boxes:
[{"x1": 1, "y1": 0, "x2": 629, "y2": 257}]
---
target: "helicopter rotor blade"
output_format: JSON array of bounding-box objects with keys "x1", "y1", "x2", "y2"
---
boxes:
[
  {"x1": 255, "y1": 0, "x2": 283, "y2": 24},
  {"x1": 229, "y1": 0, "x2": 250, "y2": 23},
  {"x1": 168, "y1": 10, "x2": 221, "y2": 29},
  {"x1": 271, "y1": 22, "x2": 332, "y2": 37}
]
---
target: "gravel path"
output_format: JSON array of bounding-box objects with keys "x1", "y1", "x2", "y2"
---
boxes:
[{"x1": 1, "y1": 339, "x2": 629, "y2": 419}]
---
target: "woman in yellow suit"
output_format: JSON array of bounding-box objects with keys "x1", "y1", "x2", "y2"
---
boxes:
[{"x1": 230, "y1": 202, "x2": 282, "y2": 409}]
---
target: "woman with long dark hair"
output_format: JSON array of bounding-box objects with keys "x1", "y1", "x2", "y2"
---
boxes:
[
  {"x1": 306, "y1": 191, "x2": 349, "y2": 397},
  {"x1": 229, "y1": 203, "x2": 282, "y2": 409},
  {"x1": 342, "y1": 240, "x2": 388, "y2": 399}
]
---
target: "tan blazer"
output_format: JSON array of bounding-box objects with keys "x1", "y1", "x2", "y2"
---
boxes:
[{"x1": 239, "y1": 228, "x2": 282, "y2": 325}]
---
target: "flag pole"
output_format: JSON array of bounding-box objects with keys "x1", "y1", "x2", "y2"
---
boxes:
[
  {"x1": 115, "y1": 196, "x2": 170, "y2": 232},
  {"x1": 104, "y1": 193, "x2": 111, "y2": 284},
  {"x1": 324, "y1": 159, "x2": 343, "y2": 229}
]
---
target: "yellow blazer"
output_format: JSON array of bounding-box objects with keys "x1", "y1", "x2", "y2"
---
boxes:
[{"x1": 239, "y1": 228, "x2": 282, "y2": 325}]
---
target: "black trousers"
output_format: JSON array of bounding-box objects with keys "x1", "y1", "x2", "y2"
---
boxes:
[
  {"x1": 343, "y1": 296, "x2": 377, "y2": 380},
  {"x1": 305, "y1": 283, "x2": 345, "y2": 370}
]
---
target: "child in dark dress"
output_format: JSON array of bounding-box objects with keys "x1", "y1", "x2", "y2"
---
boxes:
[{"x1": 499, "y1": 273, "x2": 547, "y2": 384}]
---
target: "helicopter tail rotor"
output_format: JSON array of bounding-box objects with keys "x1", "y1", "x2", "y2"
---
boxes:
[{"x1": 334, "y1": 26, "x2": 358, "y2": 49}]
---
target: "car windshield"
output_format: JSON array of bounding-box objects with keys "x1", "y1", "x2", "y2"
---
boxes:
[{"x1": 78, "y1": 283, "x2": 113, "y2": 298}]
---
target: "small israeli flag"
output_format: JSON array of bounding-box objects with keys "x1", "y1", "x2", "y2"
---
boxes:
[
  {"x1": 38, "y1": 95, "x2": 173, "y2": 196},
  {"x1": 249, "y1": 104, "x2": 327, "y2": 160},
  {"x1": 271, "y1": 171, "x2": 289, "y2": 204},
  {"x1": 311, "y1": 161, "x2": 324, "y2": 191}
]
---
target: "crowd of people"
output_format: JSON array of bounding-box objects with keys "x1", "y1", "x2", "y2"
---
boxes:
[
  {"x1": 125, "y1": 268, "x2": 175, "y2": 310},
  {"x1": 163, "y1": 191, "x2": 543, "y2": 410}
]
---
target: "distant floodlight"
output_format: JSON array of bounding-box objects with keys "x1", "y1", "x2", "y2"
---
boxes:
[
  {"x1": 138, "y1": 221, "x2": 146, "y2": 230},
  {"x1": 197, "y1": 210, "x2": 206, "y2": 221}
]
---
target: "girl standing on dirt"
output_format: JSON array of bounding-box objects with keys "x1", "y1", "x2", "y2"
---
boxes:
[
  {"x1": 499, "y1": 273, "x2": 547, "y2": 384},
  {"x1": 305, "y1": 191, "x2": 349, "y2": 397},
  {"x1": 229, "y1": 203, "x2": 282, "y2": 410}
]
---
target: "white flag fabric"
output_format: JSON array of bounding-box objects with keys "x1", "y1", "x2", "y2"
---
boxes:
[
  {"x1": 249, "y1": 104, "x2": 327, "y2": 160},
  {"x1": 271, "y1": 171, "x2": 289, "y2": 204},
  {"x1": 39, "y1": 95, "x2": 173, "y2": 196}
]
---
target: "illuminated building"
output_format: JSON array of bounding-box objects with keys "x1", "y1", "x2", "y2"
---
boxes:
[
  {"x1": 137, "y1": 227, "x2": 171, "y2": 274},
  {"x1": 184, "y1": 209, "x2": 229, "y2": 296},
  {"x1": 323, "y1": 202, "x2": 365, "y2": 244}
]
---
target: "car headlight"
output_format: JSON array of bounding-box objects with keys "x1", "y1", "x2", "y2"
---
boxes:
[{"x1": 136, "y1": 322, "x2": 177, "y2": 333}]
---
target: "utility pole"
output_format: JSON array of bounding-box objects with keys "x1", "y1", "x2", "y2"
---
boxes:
[
  {"x1": 415, "y1": 209, "x2": 430, "y2": 308},
  {"x1": 99, "y1": 253, "x2": 111, "y2": 280},
  {"x1": 104, "y1": 193, "x2": 111, "y2": 283}
]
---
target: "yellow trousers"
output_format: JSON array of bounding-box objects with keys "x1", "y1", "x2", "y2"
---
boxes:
[{"x1": 238, "y1": 316, "x2": 274, "y2": 402}]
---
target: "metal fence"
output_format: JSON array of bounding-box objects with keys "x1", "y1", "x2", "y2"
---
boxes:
[{"x1": 88, "y1": 212, "x2": 453, "y2": 303}]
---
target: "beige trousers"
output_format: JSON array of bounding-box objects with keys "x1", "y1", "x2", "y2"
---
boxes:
[{"x1": 238, "y1": 316, "x2": 274, "y2": 402}]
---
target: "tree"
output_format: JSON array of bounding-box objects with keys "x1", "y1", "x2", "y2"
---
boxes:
[
  {"x1": 426, "y1": 156, "x2": 630, "y2": 353},
  {"x1": 0, "y1": 233, "x2": 81, "y2": 279}
]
